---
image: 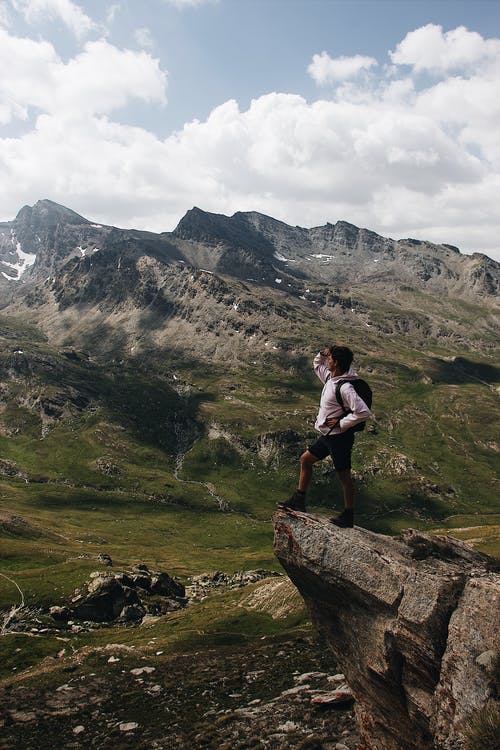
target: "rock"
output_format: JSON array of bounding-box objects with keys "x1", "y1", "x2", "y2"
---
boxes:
[
  {"x1": 119, "y1": 604, "x2": 146, "y2": 623},
  {"x1": 98, "y1": 553, "x2": 113, "y2": 567},
  {"x1": 130, "y1": 667, "x2": 155, "y2": 676},
  {"x1": 273, "y1": 510, "x2": 499, "y2": 750},
  {"x1": 119, "y1": 722, "x2": 139, "y2": 732},
  {"x1": 187, "y1": 569, "x2": 281, "y2": 600},
  {"x1": 475, "y1": 649, "x2": 497, "y2": 670},
  {"x1": 72, "y1": 577, "x2": 139, "y2": 622},
  {"x1": 150, "y1": 572, "x2": 185, "y2": 598},
  {"x1": 48, "y1": 564, "x2": 187, "y2": 626},
  {"x1": 49, "y1": 606, "x2": 71, "y2": 621},
  {"x1": 312, "y1": 688, "x2": 354, "y2": 708}
]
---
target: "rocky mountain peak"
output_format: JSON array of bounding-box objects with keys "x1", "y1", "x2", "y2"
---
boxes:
[
  {"x1": 15, "y1": 199, "x2": 90, "y2": 229},
  {"x1": 273, "y1": 510, "x2": 499, "y2": 750}
]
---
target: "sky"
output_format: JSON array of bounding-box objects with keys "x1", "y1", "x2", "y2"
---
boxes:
[{"x1": 1, "y1": 0, "x2": 499, "y2": 260}]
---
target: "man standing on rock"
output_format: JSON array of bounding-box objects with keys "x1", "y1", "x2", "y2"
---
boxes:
[{"x1": 278, "y1": 346, "x2": 372, "y2": 527}]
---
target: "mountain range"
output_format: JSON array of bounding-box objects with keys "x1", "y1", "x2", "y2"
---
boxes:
[{"x1": 0, "y1": 199, "x2": 498, "y2": 362}]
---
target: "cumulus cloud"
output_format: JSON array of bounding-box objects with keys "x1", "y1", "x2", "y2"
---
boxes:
[
  {"x1": 0, "y1": 29, "x2": 167, "y2": 122},
  {"x1": 11, "y1": 0, "x2": 97, "y2": 38},
  {"x1": 0, "y1": 23, "x2": 499, "y2": 260},
  {"x1": 308, "y1": 52, "x2": 378, "y2": 84},
  {"x1": 390, "y1": 23, "x2": 500, "y2": 73}
]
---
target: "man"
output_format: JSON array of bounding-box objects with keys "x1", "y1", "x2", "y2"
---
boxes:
[{"x1": 278, "y1": 345, "x2": 372, "y2": 527}]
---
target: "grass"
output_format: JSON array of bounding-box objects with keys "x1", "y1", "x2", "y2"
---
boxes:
[
  {"x1": 0, "y1": 579, "x2": 309, "y2": 681},
  {"x1": 0, "y1": 305, "x2": 499, "y2": 689}
]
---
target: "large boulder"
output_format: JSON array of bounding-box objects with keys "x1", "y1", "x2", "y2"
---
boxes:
[
  {"x1": 72, "y1": 575, "x2": 140, "y2": 622},
  {"x1": 53, "y1": 566, "x2": 186, "y2": 625},
  {"x1": 273, "y1": 510, "x2": 499, "y2": 750}
]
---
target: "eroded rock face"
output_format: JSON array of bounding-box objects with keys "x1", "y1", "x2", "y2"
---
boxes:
[{"x1": 273, "y1": 511, "x2": 499, "y2": 750}]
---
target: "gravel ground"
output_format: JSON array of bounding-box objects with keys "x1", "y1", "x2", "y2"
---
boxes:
[{"x1": 0, "y1": 636, "x2": 359, "y2": 750}]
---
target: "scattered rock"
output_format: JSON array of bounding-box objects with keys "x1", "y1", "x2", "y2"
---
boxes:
[
  {"x1": 119, "y1": 722, "x2": 139, "y2": 732},
  {"x1": 312, "y1": 688, "x2": 354, "y2": 708},
  {"x1": 187, "y1": 569, "x2": 282, "y2": 600},
  {"x1": 47, "y1": 566, "x2": 186, "y2": 627}
]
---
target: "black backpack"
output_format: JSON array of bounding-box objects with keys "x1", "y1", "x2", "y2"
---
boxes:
[{"x1": 335, "y1": 378, "x2": 372, "y2": 432}]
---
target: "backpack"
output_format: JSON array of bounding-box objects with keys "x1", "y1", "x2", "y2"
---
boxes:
[{"x1": 335, "y1": 378, "x2": 372, "y2": 432}]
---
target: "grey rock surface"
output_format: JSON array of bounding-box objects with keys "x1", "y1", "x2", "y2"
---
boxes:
[{"x1": 273, "y1": 510, "x2": 499, "y2": 750}]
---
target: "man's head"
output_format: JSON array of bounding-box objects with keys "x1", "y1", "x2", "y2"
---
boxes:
[{"x1": 328, "y1": 345, "x2": 354, "y2": 374}]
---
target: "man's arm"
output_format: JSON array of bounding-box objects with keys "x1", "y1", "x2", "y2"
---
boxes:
[
  {"x1": 313, "y1": 348, "x2": 331, "y2": 384},
  {"x1": 335, "y1": 383, "x2": 372, "y2": 431}
]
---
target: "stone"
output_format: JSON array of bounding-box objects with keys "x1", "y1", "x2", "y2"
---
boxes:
[
  {"x1": 311, "y1": 688, "x2": 354, "y2": 707},
  {"x1": 150, "y1": 572, "x2": 185, "y2": 598},
  {"x1": 273, "y1": 511, "x2": 499, "y2": 750},
  {"x1": 119, "y1": 722, "x2": 139, "y2": 732},
  {"x1": 49, "y1": 565, "x2": 186, "y2": 625},
  {"x1": 49, "y1": 606, "x2": 71, "y2": 621}
]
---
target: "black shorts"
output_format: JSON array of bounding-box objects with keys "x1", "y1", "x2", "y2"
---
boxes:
[{"x1": 308, "y1": 431, "x2": 355, "y2": 472}]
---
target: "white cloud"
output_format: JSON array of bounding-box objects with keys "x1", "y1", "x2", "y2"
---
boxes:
[
  {"x1": 135, "y1": 26, "x2": 154, "y2": 50},
  {"x1": 390, "y1": 23, "x2": 500, "y2": 73},
  {"x1": 0, "y1": 2, "x2": 12, "y2": 27},
  {"x1": 106, "y1": 3, "x2": 121, "y2": 25},
  {"x1": 0, "y1": 23, "x2": 499, "y2": 261},
  {"x1": 0, "y1": 30, "x2": 167, "y2": 122},
  {"x1": 308, "y1": 52, "x2": 378, "y2": 84},
  {"x1": 11, "y1": 0, "x2": 97, "y2": 38},
  {"x1": 162, "y1": 0, "x2": 217, "y2": 7}
]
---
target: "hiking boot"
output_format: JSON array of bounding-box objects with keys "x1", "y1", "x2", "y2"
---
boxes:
[
  {"x1": 330, "y1": 509, "x2": 354, "y2": 528},
  {"x1": 277, "y1": 491, "x2": 306, "y2": 512}
]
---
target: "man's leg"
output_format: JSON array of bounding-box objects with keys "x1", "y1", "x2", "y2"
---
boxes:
[
  {"x1": 298, "y1": 450, "x2": 319, "y2": 492},
  {"x1": 331, "y1": 469, "x2": 354, "y2": 527},
  {"x1": 330, "y1": 434, "x2": 355, "y2": 528},
  {"x1": 278, "y1": 450, "x2": 321, "y2": 510},
  {"x1": 337, "y1": 469, "x2": 354, "y2": 510}
]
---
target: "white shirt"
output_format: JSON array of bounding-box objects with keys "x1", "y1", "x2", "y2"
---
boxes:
[{"x1": 313, "y1": 352, "x2": 372, "y2": 435}]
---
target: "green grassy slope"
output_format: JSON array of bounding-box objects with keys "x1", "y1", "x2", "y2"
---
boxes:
[{"x1": 0, "y1": 298, "x2": 499, "y2": 681}]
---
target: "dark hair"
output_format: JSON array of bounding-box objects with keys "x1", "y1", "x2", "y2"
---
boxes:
[{"x1": 329, "y1": 345, "x2": 353, "y2": 374}]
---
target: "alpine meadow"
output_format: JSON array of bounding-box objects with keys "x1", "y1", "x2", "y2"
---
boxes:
[{"x1": 0, "y1": 199, "x2": 498, "y2": 748}]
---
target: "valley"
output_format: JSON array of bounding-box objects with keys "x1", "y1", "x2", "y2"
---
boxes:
[{"x1": 0, "y1": 200, "x2": 498, "y2": 747}]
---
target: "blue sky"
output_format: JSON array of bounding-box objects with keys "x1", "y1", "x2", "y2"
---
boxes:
[{"x1": 1, "y1": 0, "x2": 499, "y2": 259}]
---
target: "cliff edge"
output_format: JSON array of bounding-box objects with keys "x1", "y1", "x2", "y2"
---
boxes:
[{"x1": 273, "y1": 510, "x2": 499, "y2": 750}]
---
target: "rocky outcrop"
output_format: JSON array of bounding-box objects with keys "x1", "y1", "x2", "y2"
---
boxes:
[
  {"x1": 50, "y1": 564, "x2": 186, "y2": 625},
  {"x1": 273, "y1": 510, "x2": 499, "y2": 750}
]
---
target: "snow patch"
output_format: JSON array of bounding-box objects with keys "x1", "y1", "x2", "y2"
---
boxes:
[
  {"x1": 274, "y1": 251, "x2": 290, "y2": 262},
  {"x1": 310, "y1": 253, "x2": 335, "y2": 262},
  {"x1": 275, "y1": 278, "x2": 282, "y2": 284},
  {"x1": 2, "y1": 242, "x2": 36, "y2": 280}
]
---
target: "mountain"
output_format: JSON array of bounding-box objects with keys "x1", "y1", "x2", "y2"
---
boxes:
[{"x1": 0, "y1": 200, "x2": 498, "y2": 361}]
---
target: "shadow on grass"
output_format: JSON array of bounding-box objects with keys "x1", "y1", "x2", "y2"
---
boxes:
[{"x1": 427, "y1": 357, "x2": 500, "y2": 385}]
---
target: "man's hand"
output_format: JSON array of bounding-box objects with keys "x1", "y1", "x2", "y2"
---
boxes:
[
  {"x1": 325, "y1": 416, "x2": 339, "y2": 427},
  {"x1": 320, "y1": 347, "x2": 331, "y2": 357}
]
